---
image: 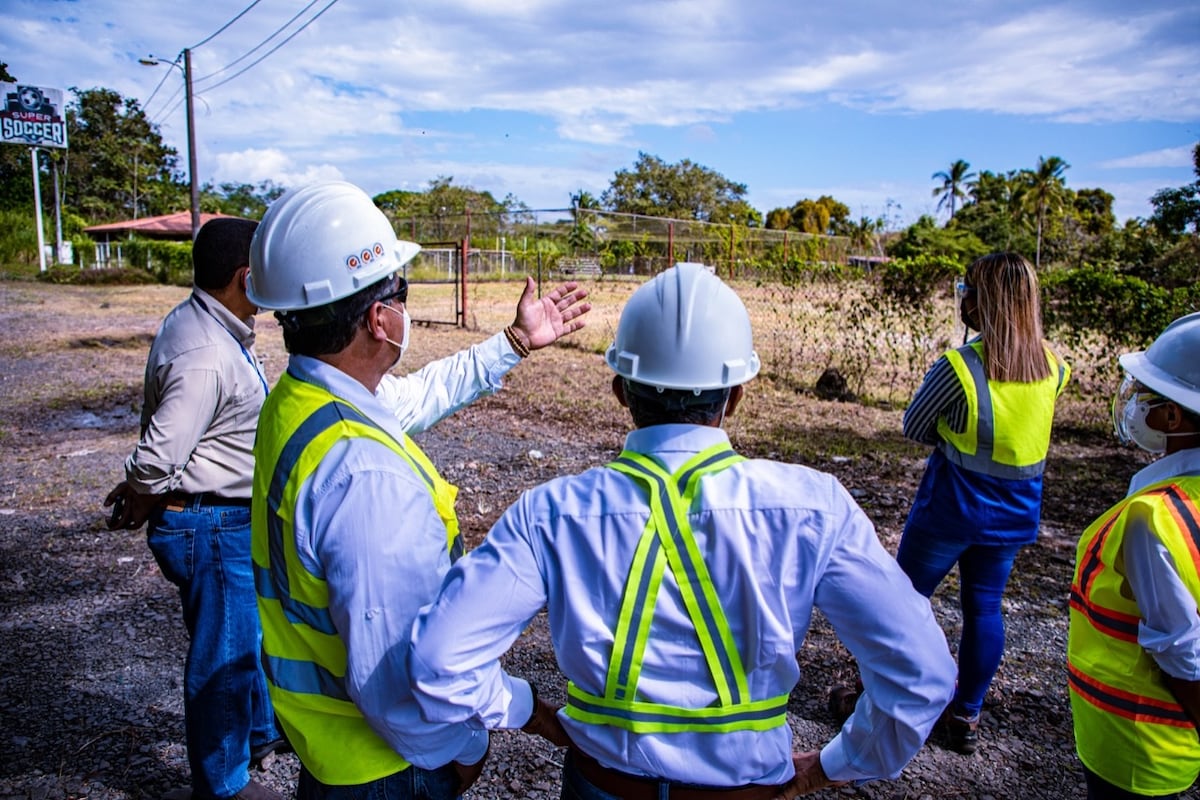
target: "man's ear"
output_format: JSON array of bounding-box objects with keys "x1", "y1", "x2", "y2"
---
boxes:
[
  {"x1": 1163, "y1": 401, "x2": 1183, "y2": 432},
  {"x1": 725, "y1": 384, "x2": 745, "y2": 419},
  {"x1": 364, "y1": 301, "x2": 389, "y2": 342},
  {"x1": 612, "y1": 375, "x2": 628, "y2": 408}
]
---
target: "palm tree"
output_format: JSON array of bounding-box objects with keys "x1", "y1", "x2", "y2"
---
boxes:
[
  {"x1": 932, "y1": 159, "x2": 976, "y2": 220},
  {"x1": 1028, "y1": 156, "x2": 1070, "y2": 268}
]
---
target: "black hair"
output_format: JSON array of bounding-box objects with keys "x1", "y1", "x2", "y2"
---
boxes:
[
  {"x1": 278, "y1": 274, "x2": 398, "y2": 357},
  {"x1": 623, "y1": 379, "x2": 730, "y2": 428},
  {"x1": 192, "y1": 218, "x2": 258, "y2": 291}
]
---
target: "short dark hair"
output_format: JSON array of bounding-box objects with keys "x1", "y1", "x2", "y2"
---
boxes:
[
  {"x1": 623, "y1": 379, "x2": 730, "y2": 428},
  {"x1": 193, "y1": 218, "x2": 258, "y2": 291},
  {"x1": 279, "y1": 275, "x2": 398, "y2": 357}
]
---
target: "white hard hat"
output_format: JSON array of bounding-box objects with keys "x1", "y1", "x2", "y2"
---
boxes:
[
  {"x1": 1118, "y1": 311, "x2": 1200, "y2": 415},
  {"x1": 247, "y1": 180, "x2": 420, "y2": 311},
  {"x1": 606, "y1": 262, "x2": 760, "y2": 391}
]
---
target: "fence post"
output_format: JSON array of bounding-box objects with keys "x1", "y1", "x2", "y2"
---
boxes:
[
  {"x1": 458, "y1": 238, "x2": 468, "y2": 329},
  {"x1": 728, "y1": 221, "x2": 735, "y2": 279}
]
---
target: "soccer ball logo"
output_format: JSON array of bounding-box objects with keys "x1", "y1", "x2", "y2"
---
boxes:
[
  {"x1": 18, "y1": 87, "x2": 45, "y2": 112},
  {"x1": 4, "y1": 85, "x2": 55, "y2": 116}
]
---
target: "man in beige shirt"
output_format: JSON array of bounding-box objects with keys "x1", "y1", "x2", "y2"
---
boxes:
[{"x1": 105, "y1": 218, "x2": 284, "y2": 800}]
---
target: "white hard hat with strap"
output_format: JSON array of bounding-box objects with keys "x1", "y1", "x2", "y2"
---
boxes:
[
  {"x1": 247, "y1": 180, "x2": 419, "y2": 312},
  {"x1": 1119, "y1": 311, "x2": 1200, "y2": 416},
  {"x1": 606, "y1": 262, "x2": 760, "y2": 392}
]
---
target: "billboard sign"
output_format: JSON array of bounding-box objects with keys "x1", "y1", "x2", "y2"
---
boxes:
[{"x1": 1, "y1": 83, "x2": 68, "y2": 149}]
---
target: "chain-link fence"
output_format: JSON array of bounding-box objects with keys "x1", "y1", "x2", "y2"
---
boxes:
[
  {"x1": 392, "y1": 207, "x2": 856, "y2": 281},
  {"x1": 392, "y1": 208, "x2": 1108, "y2": 416}
]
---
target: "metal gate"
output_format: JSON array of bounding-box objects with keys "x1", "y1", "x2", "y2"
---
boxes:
[{"x1": 407, "y1": 239, "x2": 466, "y2": 327}]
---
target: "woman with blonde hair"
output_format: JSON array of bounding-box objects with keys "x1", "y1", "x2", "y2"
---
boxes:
[{"x1": 893, "y1": 252, "x2": 1070, "y2": 753}]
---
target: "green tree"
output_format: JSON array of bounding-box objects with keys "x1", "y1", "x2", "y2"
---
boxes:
[
  {"x1": 846, "y1": 216, "x2": 884, "y2": 255},
  {"x1": 887, "y1": 214, "x2": 988, "y2": 266},
  {"x1": 766, "y1": 195, "x2": 850, "y2": 235},
  {"x1": 764, "y1": 207, "x2": 791, "y2": 230},
  {"x1": 203, "y1": 180, "x2": 286, "y2": 218},
  {"x1": 0, "y1": 63, "x2": 35, "y2": 212},
  {"x1": 570, "y1": 189, "x2": 600, "y2": 212},
  {"x1": 602, "y1": 152, "x2": 750, "y2": 222},
  {"x1": 1025, "y1": 155, "x2": 1070, "y2": 268},
  {"x1": 62, "y1": 87, "x2": 184, "y2": 222},
  {"x1": 1149, "y1": 142, "x2": 1200, "y2": 236},
  {"x1": 932, "y1": 159, "x2": 976, "y2": 220}
]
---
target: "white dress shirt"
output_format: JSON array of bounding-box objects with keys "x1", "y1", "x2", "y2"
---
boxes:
[
  {"x1": 1123, "y1": 447, "x2": 1200, "y2": 681},
  {"x1": 410, "y1": 424, "x2": 956, "y2": 786},
  {"x1": 284, "y1": 331, "x2": 519, "y2": 769}
]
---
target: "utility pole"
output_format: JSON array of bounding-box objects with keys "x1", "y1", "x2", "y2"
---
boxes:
[
  {"x1": 183, "y1": 48, "x2": 199, "y2": 240},
  {"x1": 141, "y1": 50, "x2": 201, "y2": 240}
]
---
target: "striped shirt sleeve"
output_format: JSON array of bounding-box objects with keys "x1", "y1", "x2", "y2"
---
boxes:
[{"x1": 902, "y1": 356, "x2": 967, "y2": 446}]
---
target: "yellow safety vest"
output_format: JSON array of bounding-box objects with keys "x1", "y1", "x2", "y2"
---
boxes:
[
  {"x1": 251, "y1": 369, "x2": 461, "y2": 785},
  {"x1": 938, "y1": 342, "x2": 1069, "y2": 479},
  {"x1": 1068, "y1": 476, "x2": 1200, "y2": 795},
  {"x1": 564, "y1": 443, "x2": 790, "y2": 734}
]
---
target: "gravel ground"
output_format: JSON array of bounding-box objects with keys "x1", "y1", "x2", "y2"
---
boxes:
[{"x1": 1, "y1": 280, "x2": 1196, "y2": 800}]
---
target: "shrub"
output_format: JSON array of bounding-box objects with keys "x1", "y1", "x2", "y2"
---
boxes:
[
  {"x1": 122, "y1": 239, "x2": 193, "y2": 285},
  {"x1": 1041, "y1": 263, "x2": 1199, "y2": 350},
  {"x1": 877, "y1": 255, "x2": 962, "y2": 304},
  {"x1": 38, "y1": 264, "x2": 157, "y2": 285},
  {"x1": 0, "y1": 209, "x2": 41, "y2": 271}
]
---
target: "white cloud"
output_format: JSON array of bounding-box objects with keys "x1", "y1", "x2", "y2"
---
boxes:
[
  {"x1": 213, "y1": 149, "x2": 344, "y2": 188},
  {"x1": 1100, "y1": 145, "x2": 1196, "y2": 169}
]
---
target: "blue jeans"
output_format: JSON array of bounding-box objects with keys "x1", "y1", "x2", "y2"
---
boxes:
[
  {"x1": 297, "y1": 763, "x2": 461, "y2": 800},
  {"x1": 895, "y1": 528, "x2": 1022, "y2": 718},
  {"x1": 147, "y1": 498, "x2": 278, "y2": 799}
]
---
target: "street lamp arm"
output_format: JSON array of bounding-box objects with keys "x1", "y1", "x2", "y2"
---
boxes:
[{"x1": 139, "y1": 50, "x2": 199, "y2": 240}]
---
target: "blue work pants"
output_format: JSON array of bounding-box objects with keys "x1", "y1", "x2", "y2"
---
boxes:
[
  {"x1": 147, "y1": 498, "x2": 278, "y2": 799},
  {"x1": 296, "y1": 763, "x2": 461, "y2": 799},
  {"x1": 895, "y1": 528, "x2": 1022, "y2": 718}
]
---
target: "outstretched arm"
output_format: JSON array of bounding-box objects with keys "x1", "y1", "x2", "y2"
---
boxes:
[{"x1": 507, "y1": 277, "x2": 591, "y2": 352}]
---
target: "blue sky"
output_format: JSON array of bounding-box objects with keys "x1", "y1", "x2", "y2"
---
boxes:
[{"x1": 3, "y1": 0, "x2": 1198, "y2": 225}]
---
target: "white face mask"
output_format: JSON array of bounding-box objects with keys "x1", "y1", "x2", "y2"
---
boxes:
[
  {"x1": 1117, "y1": 394, "x2": 1167, "y2": 454},
  {"x1": 380, "y1": 302, "x2": 411, "y2": 363},
  {"x1": 1111, "y1": 373, "x2": 1193, "y2": 455}
]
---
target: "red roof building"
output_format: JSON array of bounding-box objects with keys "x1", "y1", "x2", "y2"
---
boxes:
[{"x1": 84, "y1": 211, "x2": 247, "y2": 241}]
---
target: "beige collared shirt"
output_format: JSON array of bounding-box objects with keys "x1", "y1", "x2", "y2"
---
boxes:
[{"x1": 124, "y1": 287, "x2": 266, "y2": 498}]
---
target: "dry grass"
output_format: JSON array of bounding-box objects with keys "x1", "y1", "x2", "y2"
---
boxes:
[{"x1": 0, "y1": 276, "x2": 1168, "y2": 800}]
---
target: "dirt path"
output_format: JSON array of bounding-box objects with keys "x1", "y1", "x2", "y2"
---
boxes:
[{"x1": 0, "y1": 280, "x2": 1192, "y2": 800}]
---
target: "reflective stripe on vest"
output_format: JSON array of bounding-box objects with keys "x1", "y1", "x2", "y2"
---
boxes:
[
  {"x1": 251, "y1": 369, "x2": 461, "y2": 785},
  {"x1": 1067, "y1": 478, "x2": 1200, "y2": 795},
  {"x1": 936, "y1": 342, "x2": 1067, "y2": 480},
  {"x1": 564, "y1": 443, "x2": 789, "y2": 734}
]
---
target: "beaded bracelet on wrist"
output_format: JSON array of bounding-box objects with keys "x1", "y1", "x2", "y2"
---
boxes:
[{"x1": 504, "y1": 325, "x2": 531, "y2": 358}]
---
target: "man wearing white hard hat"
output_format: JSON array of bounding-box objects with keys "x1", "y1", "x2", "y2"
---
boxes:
[
  {"x1": 246, "y1": 180, "x2": 589, "y2": 799},
  {"x1": 1069, "y1": 312, "x2": 1200, "y2": 800},
  {"x1": 410, "y1": 262, "x2": 956, "y2": 799}
]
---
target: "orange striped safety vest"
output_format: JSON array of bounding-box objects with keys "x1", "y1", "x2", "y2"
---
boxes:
[{"x1": 1068, "y1": 476, "x2": 1200, "y2": 795}]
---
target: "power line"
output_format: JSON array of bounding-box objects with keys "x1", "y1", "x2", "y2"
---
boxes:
[
  {"x1": 193, "y1": 0, "x2": 323, "y2": 84},
  {"x1": 140, "y1": 53, "x2": 179, "y2": 115},
  {"x1": 197, "y1": 0, "x2": 341, "y2": 94},
  {"x1": 189, "y1": 0, "x2": 266, "y2": 50}
]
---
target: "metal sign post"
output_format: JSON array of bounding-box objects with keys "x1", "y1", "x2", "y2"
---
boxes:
[
  {"x1": 31, "y1": 148, "x2": 46, "y2": 272},
  {"x1": 1, "y1": 83, "x2": 69, "y2": 271}
]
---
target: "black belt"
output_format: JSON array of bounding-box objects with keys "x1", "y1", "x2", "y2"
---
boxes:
[
  {"x1": 568, "y1": 749, "x2": 779, "y2": 800},
  {"x1": 163, "y1": 491, "x2": 251, "y2": 510}
]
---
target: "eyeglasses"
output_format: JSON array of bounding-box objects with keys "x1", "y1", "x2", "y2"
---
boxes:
[
  {"x1": 955, "y1": 281, "x2": 976, "y2": 297},
  {"x1": 377, "y1": 277, "x2": 409, "y2": 307}
]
